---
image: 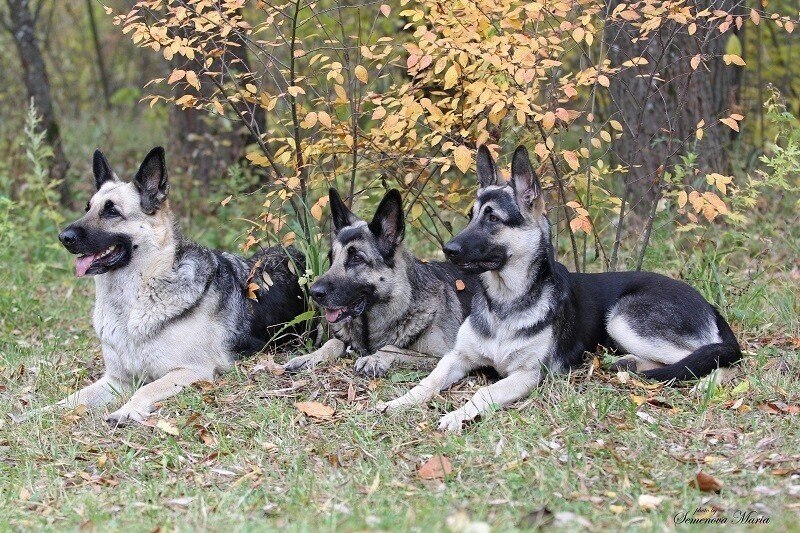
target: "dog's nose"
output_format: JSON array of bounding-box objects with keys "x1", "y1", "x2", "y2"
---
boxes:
[
  {"x1": 443, "y1": 240, "x2": 462, "y2": 259},
  {"x1": 309, "y1": 281, "x2": 328, "y2": 302},
  {"x1": 59, "y1": 227, "x2": 78, "y2": 247}
]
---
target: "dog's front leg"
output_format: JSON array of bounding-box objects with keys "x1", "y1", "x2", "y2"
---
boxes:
[
  {"x1": 282, "y1": 338, "x2": 346, "y2": 372},
  {"x1": 377, "y1": 351, "x2": 472, "y2": 411},
  {"x1": 438, "y1": 369, "x2": 541, "y2": 433},
  {"x1": 106, "y1": 368, "x2": 210, "y2": 427},
  {"x1": 13, "y1": 375, "x2": 125, "y2": 423},
  {"x1": 354, "y1": 345, "x2": 437, "y2": 378}
]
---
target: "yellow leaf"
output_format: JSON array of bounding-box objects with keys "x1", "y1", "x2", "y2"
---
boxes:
[
  {"x1": 318, "y1": 111, "x2": 332, "y2": 128},
  {"x1": 720, "y1": 117, "x2": 740, "y2": 132},
  {"x1": 287, "y1": 86, "x2": 305, "y2": 97},
  {"x1": 354, "y1": 65, "x2": 369, "y2": 84},
  {"x1": 156, "y1": 419, "x2": 179, "y2": 436},
  {"x1": 542, "y1": 111, "x2": 556, "y2": 130},
  {"x1": 563, "y1": 150, "x2": 580, "y2": 171},
  {"x1": 723, "y1": 54, "x2": 746, "y2": 67},
  {"x1": 690, "y1": 55, "x2": 702, "y2": 70},
  {"x1": 295, "y1": 401, "x2": 335, "y2": 419},
  {"x1": 444, "y1": 65, "x2": 459, "y2": 90},
  {"x1": 380, "y1": 4, "x2": 390, "y2": 16},
  {"x1": 787, "y1": 21, "x2": 795, "y2": 33},
  {"x1": 167, "y1": 69, "x2": 185, "y2": 84},
  {"x1": 453, "y1": 145, "x2": 472, "y2": 174},
  {"x1": 245, "y1": 83, "x2": 258, "y2": 94},
  {"x1": 597, "y1": 74, "x2": 610, "y2": 87},
  {"x1": 677, "y1": 190, "x2": 688, "y2": 208},
  {"x1": 610, "y1": 120, "x2": 623, "y2": 132},
  {"x1": 185, "y1": 70, "x2": 200, "y2": 90},
  {"x1": 750, "y1": 8, "x2": 760, "y2": 25}
]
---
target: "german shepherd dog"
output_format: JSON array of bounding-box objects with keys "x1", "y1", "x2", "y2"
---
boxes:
[
  {"x1": 30, "y1": 147, "x2": 306, "y2": 426},
  {"x1": 380, "y1": 145, "x2": 742, "y2": 431},
  {"x1": 283, "y1": 188, "x2": 478, "y2": 377}
]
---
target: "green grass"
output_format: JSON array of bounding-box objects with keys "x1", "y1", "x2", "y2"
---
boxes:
[{"x1": 0, "y1": 204, "x2": 798, "y2": 531}]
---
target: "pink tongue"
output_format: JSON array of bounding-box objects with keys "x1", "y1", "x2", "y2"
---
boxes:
[
  {"x1": 75, "y1": 255, "x2": 97, "y2": 277},
  {"x1": 325, "y1": 308, "x2": 344, "y2": 323}
]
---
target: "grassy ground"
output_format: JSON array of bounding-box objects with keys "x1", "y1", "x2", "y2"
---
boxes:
[{"x1": 0, "y1": 204, "x2": 798, "y2": 531}]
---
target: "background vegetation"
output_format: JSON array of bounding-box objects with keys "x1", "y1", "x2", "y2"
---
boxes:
[{"x1": 0, "y1": 0, "x2": 798, "y2": 530}]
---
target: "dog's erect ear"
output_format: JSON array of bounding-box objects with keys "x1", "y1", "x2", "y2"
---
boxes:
[
  {"x1": 134, "y1": 147, "x2": 169, "y2": 214},
  {"x1": 329, "y1": 188, "x2": 359, "y2": 233},
  {"x1": 476, "y1": 145, "x2": 498, "y2": 189},
  {"x1": 510, "y1": 145, "x2": 544, "y2": 215},
  {"x1": 93, "y1": 150, "x2": 118, "y2": 190},
  {"x1": 369, "y1": 189, "x2": 405, "y2": 256}
]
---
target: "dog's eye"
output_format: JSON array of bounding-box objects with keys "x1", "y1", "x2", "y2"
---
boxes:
[
  {"x1": 489, "y1": 214, "x2": 499, "y2": 223},
  {"x1": 101, "y1": 200, "x2": 121, "y2": 218}
]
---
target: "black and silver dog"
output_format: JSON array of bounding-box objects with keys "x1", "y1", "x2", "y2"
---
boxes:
[
  {"x1": 25, "y1": 147, "x2": 306, "y2": 425},
  {"x1": 283, "y1": 188, "x2": 478, "y2": 377},
  {"x1": 380, "y1": 145, "x2": 742, "y2": 431}
]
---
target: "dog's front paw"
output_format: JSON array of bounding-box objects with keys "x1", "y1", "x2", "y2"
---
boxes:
[
  {"x1": 354, "y1": 354, "x2": 391, "y2": 378},
  {"x1": 106, "y1": 403, "x2": 151, "y2": 428},
  {"x1": 438, "y1": 410, "x2": 468, "y2": 433},
  {"x1": 283, "y1": 354, "x2": 318, "y2": 373}
]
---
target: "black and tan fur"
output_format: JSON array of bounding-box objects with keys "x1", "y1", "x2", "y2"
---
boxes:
[
  {"x1": 283, "y1": 188, "x2": 478, "y2": 377},
  {"x1": 25, "y1": 147, "x2": 306, "y2": 426},
  {"x1": 380, "y1": 145, "x2": 742, "y2": 431}
]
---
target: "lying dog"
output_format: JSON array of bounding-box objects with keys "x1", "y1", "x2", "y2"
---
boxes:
[
  {"x1": 283, "y1": 188, "x2": 478, "y2": 377},
  {"x1": 380, "y1": 145, "x2": 742, "y2": 431},
  {"x1": 35, "y1": 147, "x2": 306, "y2": 425}
]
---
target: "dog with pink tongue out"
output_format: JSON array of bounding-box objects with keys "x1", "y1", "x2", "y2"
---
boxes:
[
  {"x1": 283, "y1": 188, "x2": 479, "y2": 378},
  {"x1": 16, "y1": 147, "x2": 306, "y2": 426}
]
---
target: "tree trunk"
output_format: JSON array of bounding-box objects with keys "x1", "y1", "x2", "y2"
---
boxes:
[
  {"x1": 6, "y1": 0, "x2": 71, "y2": 203},
  {"x1": 86, "y1": 0, "x2": 111, "y2": 108},
  {"x1": 605, "y1": 0, "x2": 744, "y2": 212}
]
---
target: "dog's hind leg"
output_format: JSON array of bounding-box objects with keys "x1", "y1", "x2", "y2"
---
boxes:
[
  {"x1": 378, "y1": 350, "x2": 475, "y2": 411},
  {"x1": 608, "y1": 355, "x2": 665, "y2": 373},
  {"x1": 282, "y1": 338, "x2": 346, "y2": 372},
  {"x1": 106, "y1": 368, "x2": 212, "y2": 427},
  {"x1": 354, "y1": 345, "x2": 437, "y2": 378},
  {"x1": 437, "y1": 369, "x2": 541, "y2": 433}
]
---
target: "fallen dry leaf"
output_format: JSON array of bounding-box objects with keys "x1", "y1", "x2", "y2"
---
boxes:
[
  {"x1": 418, "y1": 455, "x2": 452, "y2": 480},
  {"x1": 637, "y1": 494, "x2": 662, "y2": 510},
  {"x1": 295, "y1": 401, "x2": 335, "y2": 419},
  {"x1": 690, "y1": 471, "x2": 723, "y2": 493},
  {"x1": 156, "y1": 418, "x2": 180, "y2": 436}
]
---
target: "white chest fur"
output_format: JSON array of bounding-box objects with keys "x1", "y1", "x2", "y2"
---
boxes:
[{"x1": 93, "y1": 271, "x2": 231, "y2": 385}]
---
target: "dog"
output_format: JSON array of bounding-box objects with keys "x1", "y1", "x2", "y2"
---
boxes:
[
  {"x1": 32, "y1": 147, "x2": 306, "y2": 426},
  {"x1": 379, "y1": 145, "x2": 742, "y2": 431},
  {"x1": 283, "y1": 188, "x2": 478, "y2": 377}
]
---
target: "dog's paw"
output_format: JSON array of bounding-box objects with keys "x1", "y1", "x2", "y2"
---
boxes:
[
  {"x1": 354, "y1": 355, "x2": 391, "y2": 378},
  {"x1": 106, "y1": 404, "x2": 151, "y2": 428},
  {"x1": 283, "y1": 354, "x2": 317, "y2": 373},
  {"x1": 438, "y1": 410, "x2": 468, "y2": 433}
]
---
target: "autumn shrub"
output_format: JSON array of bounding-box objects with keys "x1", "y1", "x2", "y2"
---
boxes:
[{"x1": 111, "y1": 0, "x2": 796, "y2": 278}]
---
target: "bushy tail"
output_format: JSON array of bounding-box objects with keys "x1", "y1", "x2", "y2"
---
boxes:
[{"x1": 642, "y1": 307, "x2": 742, "y2": 382}]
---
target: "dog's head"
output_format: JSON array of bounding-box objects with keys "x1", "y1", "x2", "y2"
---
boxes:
[
  {"x1": 310, "y1": 188, "x2": 406, "y2": 324},
  {"x1": 59, "y1": 147, "x2": 172, "y2": 277},
  {"x1": 444, "y1": 145, "x2": 547, "y2": 275}
]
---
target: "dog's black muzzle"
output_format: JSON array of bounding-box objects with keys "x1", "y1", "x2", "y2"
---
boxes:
[
  {"x1": 59, "y1": 223, "x2": 133, "y2": 277},
  {"x1": 444, "y1": 232, "x2": 506, "y2": 274},
  {"x1": 310, "y1": 277, "x2": 375, "y2": 324}
]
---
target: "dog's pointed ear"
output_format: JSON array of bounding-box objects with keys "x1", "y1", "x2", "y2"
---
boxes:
[
  {"x1": 510, "y1": 145, "x2": 544, "y2": 215},
  {"x1": 134, "y1": 147, "x2": 169, "y2": 215},
  {"x1": 476, "y1": 145, "x2": 498, "y2": 189},
  {"x1": 93, "y1": 150, "x2": 118, "y2": 190},
  {"x1": 329, "y1": 188, "x2": 359, "y2": 233},
  {"x1": 369, "y1": 189, "x2": 405, "y2": 256}
]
